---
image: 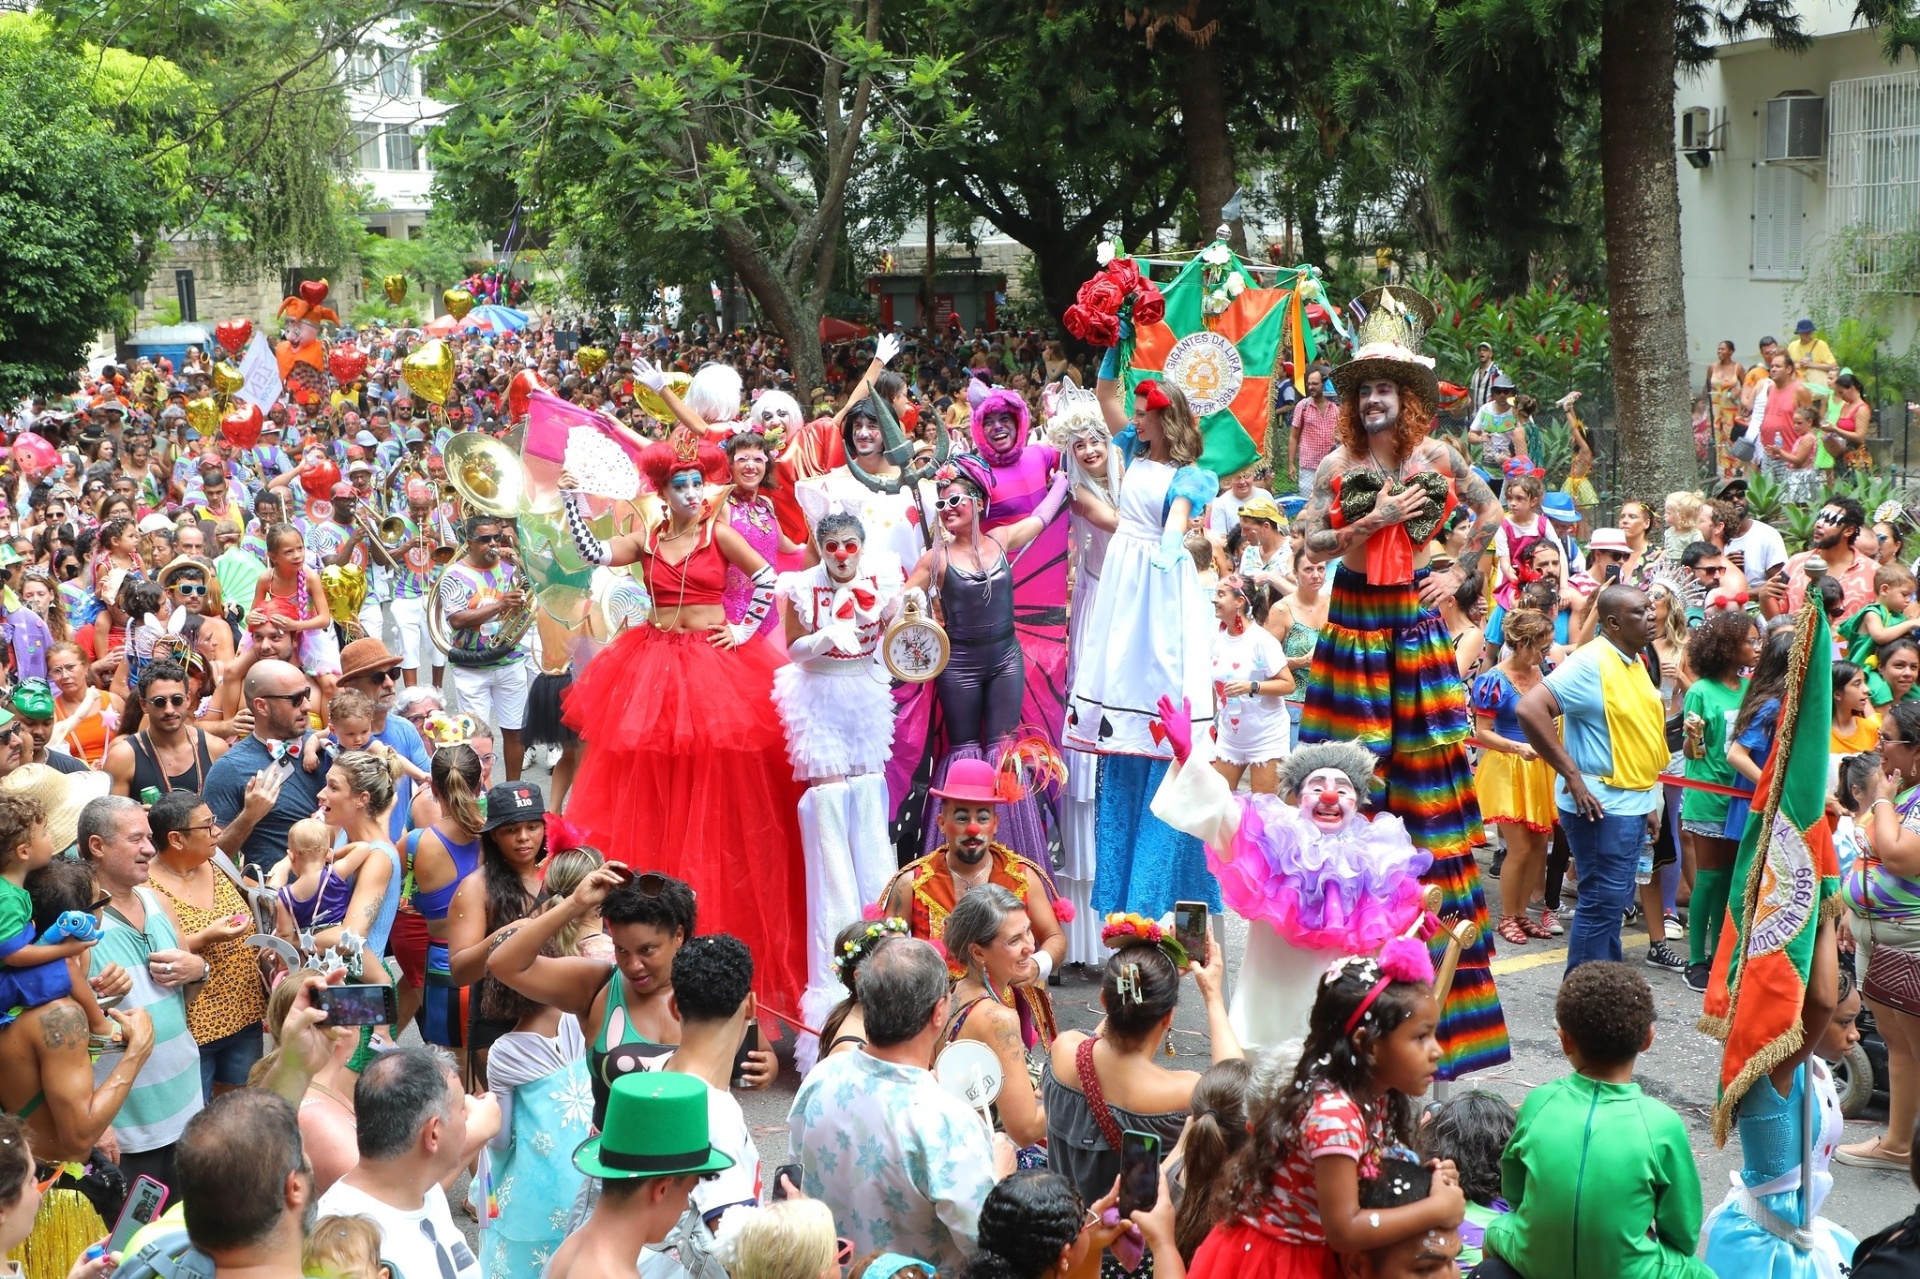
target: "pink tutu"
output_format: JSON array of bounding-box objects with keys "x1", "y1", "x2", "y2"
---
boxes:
[{"x1": 1210, "y1": 799, "x2": 1431, "y2": 954}]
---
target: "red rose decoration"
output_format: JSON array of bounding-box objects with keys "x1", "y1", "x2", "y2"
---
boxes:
[
  {"x1": 1076, "y1": 274, "x2": 1125, "y2": 316},
  {"x1": 1065, "y1": 303, "x2": 1120, "y2": 348},
  {"x1": 1132, "y1": 281, "x2": 1167, "y2": 328},
  {"x1": 1104, "y1": 257, "x2": 1143, "y2": 295}
]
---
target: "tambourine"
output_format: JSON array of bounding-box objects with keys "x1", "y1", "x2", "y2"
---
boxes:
[{"x1": 883, "y1": 596, "x2": 950, "y2": 683}]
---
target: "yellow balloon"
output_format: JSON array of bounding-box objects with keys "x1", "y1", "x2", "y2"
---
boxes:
[
  {"x1": 320, "y1": 564, "x2": 368, "y2": 624},
  {"x1": 632, "y1": 371, "x2": 691, "y2": 420},
  {"x1": 402, "y1": 339, "x2": 455, "y2": 406},
  {"x1": 211, "y1": 362, "x2": 244, "y2": 395},
  {"x1": 442, "y1": 288, "x2": 474, "y2": 321},
  {"x1": 576, "y1": 346, "x2": 608, "y2": 377},
  {"x1": 384, "y1": 275, "x2": 408, "y2": 305},
  {"x1": 185, "y1": 396, "x2": 221, "y2": 437}
]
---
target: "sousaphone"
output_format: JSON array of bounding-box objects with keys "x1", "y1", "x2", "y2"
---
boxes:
[{"x1": 429, "y1": 432, "x2": 537, "y2": 662}]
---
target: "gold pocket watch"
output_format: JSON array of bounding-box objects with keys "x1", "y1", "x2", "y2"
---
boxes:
[{"x1": 884, "y1": 596, "x2": 951, "y2": 683}]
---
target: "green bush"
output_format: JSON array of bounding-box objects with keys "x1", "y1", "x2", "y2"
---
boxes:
[{"x1": 1410, "y1": 270, "x2": 1611, "y2": 405}]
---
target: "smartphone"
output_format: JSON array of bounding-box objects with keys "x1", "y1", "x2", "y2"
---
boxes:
[
  {"x1": 315, "y1": 983, "x2": 398, "y2": 1027},
  {"x1": 1173, "y1": 901, "x2": 1210, "y2": 968},
  {"x1": 1603, "y1": 562, "x2": 1622, "y2": 584},
  {"x1": 730, "y1": 1018, "x2": 758, "y2": 1087},
  {"x1": 1117, "y1": 1129, "x2": 1162, "y2": 1217},
  {"x1": 1766, "y1": 561, "x2": 1788, "y2": 582},
  {"x1": 771, "y1": 1163, "x2": 804, "y2": 1202},
  {"x1": 108, "y1": 1175, "x2": 168, "y2": 1255}
]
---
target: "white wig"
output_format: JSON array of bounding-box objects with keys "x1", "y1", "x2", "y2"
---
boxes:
[
  {"x1": 685, "y1": 362, "x2": 744, "y2": 424},
  {"x1": 1044, "y1": 382, "x2": 1117, "y2": 499},
  {"x1": 749, "y1": 388, "x2": 803, "y2": 433}
]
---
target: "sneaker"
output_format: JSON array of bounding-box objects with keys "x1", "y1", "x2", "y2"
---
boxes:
[
  {"x1": 1683, "y1": 962, "x2": 1711, "y2": 993},
  {"x1": 1538, "y1": 909, "x2": 1564, "y2": 936},
  {"x1": 1664, "y1": 911, "x2": 1685, "y2": 941},
  {"x1": 1645, "y1": 941, "x2": 1686, "y2": 973},
  {"x1": 1624, "y1": 903, "x2": 1643, "y2": 927}
]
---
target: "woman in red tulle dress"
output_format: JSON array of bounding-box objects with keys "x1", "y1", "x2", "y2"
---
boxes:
[{"x1": 558, "y1": 428, "x2": 806, "y2": 1012}]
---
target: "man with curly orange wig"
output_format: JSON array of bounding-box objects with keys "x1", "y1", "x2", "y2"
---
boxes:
[{"x1": 1295, "y1": 285, "x2": 1509, "y2": 1081}]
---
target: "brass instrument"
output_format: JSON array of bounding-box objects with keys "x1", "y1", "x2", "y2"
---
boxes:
[
  {"x1": 426, "y1": 542, "x2": 535, "y2": 664},
  {"x1": 426, "y1": 435, "x2": 538, "y2": 663}
]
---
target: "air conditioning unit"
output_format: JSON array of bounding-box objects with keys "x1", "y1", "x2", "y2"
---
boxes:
[
  {"x1": 1680, "y1": 106, "x2": 1712, "y2": 150},
  {"x1": 1765, "y1": 93, "x2": 1825, "y2": 163}
]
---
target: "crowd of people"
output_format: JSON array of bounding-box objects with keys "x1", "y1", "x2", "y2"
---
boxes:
[{"x1": 0, "y1": 274, "x2": 1915, "y2": 1279}]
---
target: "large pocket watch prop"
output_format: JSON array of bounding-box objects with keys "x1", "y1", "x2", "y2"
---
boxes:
[{"x1": 883, "y1": 595, "x2": 950, "y2": 683}]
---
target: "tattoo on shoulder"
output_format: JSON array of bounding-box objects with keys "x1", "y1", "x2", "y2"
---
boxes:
[
  {"x1": 40, "y1": 1004, "x2": 85, "y2": 1051},
  {"x1": 1451, "y1": 448, "x2": 1498, "y2": 512}
]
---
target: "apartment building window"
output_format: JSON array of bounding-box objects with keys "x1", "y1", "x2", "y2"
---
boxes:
[
  {"x1": 1829, "y1": 70, "x2": 1920, "y2": 284},
  {"x1": 346, "y1": 45, "x2": 380, "y2": 89},
  {"x1": 379, "y1": 51, "x2": 414, "y2": 99},
  {"x1": 1752, "y1": 165, "x2": 1808, "y2": 280},
  {"x1": 384, "y1": 128, "x2": 421, "y2": 171},
  {"x1": 352, "y1": 122, "x2": 383, "y2": 170}
]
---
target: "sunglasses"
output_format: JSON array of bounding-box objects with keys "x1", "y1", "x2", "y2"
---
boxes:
[
  {"x1": 87, "y1": 893, "x2": 112, "y2": 914},
  {"x1": 146, "y1": 693, "x2": 188, "y2": 709},
  {"x1": 474, "y1": 533, "x2": 511, "y2": 545},
  {"x1": 258, "y1": 688, "x2": 312, "y2": 705},
  {"x1": 171, "y1": 582, "x2": 207, "y2": 596},
  {"x1": 934, "y1": 494, "x2": 972, "y2": 511}
]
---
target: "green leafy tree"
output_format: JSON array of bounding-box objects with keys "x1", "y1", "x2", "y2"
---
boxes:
[
  {"x1": 424, "y1": 0, "x2": 961, "y2": 392},
  {"x1": 0, "y1": 16, "x2": 170, "y2": 399}
]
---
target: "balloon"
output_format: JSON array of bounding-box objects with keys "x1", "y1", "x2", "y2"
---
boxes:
[
  {"x1": 576, "y1": 346, "x2": 608, "y2": 377},
  {"x1": 633, "y1": 371, "x2": 691, "y2": 420},
  {"x1": 329, "y1": 345, "x2": 368, "y2": 385},
  {"x1": 383, "y1": 275, "x2": 408, "y2": 305},
  {"x1": 185, "y1": 396, "x2": 221, "y2": 438},
  {"x1": 221, "y1": 403, "x2": 263, "y2": 450},
  {"x1": 443, "y1": 289, "x2": 474, "y2": 321},
  {"x1": 319, "y1": 565, "x2": 367, "y2": 628},
  {"x1": 211, "y1": 362, "x2": 244, "y2": 395},
  {"x1": 402, "y1": 339, "x2": 455, "y2": 405},
  {"x1": 298, "y1": 279, "x2": 331, "y2": 306},
  {"x1": 299, "y1": 454, "x2": 342, "y2": 498},
  {"x1": 9, "y1": 433, "x2": 57, "y2": 474},
  {"x1": 213, "y1": 318, "x2": 252, "y2": 357},
  {"x1": 507, "y1": 368, "x2": 544, "y2": 422}
]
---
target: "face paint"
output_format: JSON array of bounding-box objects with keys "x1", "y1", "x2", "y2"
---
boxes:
[
  {"x1": 822, "y1": 536, "x2": 863, "y2": 583},
  {"x1": 1359, "y1": 379, "x2": 1401, "y2": 437},
  {"x1": 851, "y1": 418, "x2": 883, "y2": 457},
  {"x1": 1299, "y1": 767, "x2": 1360, "y2": 832},
  {"x1": 666, "y1": 469, "x2": 704, "y2": 517}
]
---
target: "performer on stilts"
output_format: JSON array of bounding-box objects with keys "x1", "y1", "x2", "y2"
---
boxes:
[
  {"x1": 771, "y1": 511, "x2": 905, "y2": 1069},
  {"x1": 1295, "y1": 285, "x2": 1510, "y2": 1079},
  {"x1": 556, "y1": 428, "x2": 807, "y2": 1013},
  {"x1": 1044, "y1": 383, "x2": 1121, "y2": 968}
]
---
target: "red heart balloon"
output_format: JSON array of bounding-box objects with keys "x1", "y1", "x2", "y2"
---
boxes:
[
  {"x1": 329, "y1": 346, "x2": 368, "y2": 385},
  {"x1": 214, "y1": 318, "x2": 252, "y2": 357},
  {"x1": 300, "y1": 455, "x2": 341, "y2": 498},
  {"x1": 298, "y1": 279, "x2": 330, "y2": 306},
  {"x1": 507, "y1": 368, "x2": 544, "y2": 421},
  {"x1": 221, "y1": 403, "x2": 264, "y2": 451}
]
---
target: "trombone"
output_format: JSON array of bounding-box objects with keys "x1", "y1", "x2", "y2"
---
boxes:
[{"x1": 353, "y1": 499, "x2": 405, "y2": 569}]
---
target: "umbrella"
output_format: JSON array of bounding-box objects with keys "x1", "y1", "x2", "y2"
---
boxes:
[
  {"x1": 464, "y1": 305, "x2": 531, "y2": 332},
  {"x1": 423, "y1": 313, "x2": 460, "y2": 336},
  {"x1": 819, "y1": 316, "x2": 871, "y2": 343}
]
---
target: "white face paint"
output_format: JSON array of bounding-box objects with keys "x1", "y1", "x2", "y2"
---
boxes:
[
  {"x1": 665, "y1": 469, "x2": 705, "y2": 519},
  {"x1": 821, "y1": 533, "x2": 863, "y2": 584},
  {"x1": 850, "y1": 417, "x2": 884, "y2": 458},
  {"x1": 1358, "y1": 379, "x2": 1401, "y2": 437},
  {"x1": 1298, "y1": 766, "x2": 1360, "y2": 832}
]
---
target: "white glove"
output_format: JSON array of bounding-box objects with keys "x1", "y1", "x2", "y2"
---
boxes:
[
  {"x1": 633, "y1": 357, "x2": 668, "y2": 393},
  {"x1": 819, "y1": 619, "x2": 862, "y2": 656},
  {"x1": 901, "y1": 585, "x2": 928, "y2": 614},
  {"x1": 874, "y1": 333, "x2": 901, "y2": 367}
]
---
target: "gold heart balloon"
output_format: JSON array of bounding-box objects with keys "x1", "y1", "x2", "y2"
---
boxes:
[
  {"x1": 632, "y1": 371, "x2": 691, "y2": 419},
  {"x1": 442, "y1": 288, "x2": 474, "y2": 321},
  {"x1": 402, "y1": 339, "x2": 455, "y2": 405},
  {"x1": 383, "y1": 274, "x2": 408, "y2": 305},
  {"x1": 185, "y1": 395, "x2": 221, "y2": 437},
  {"x1": 211, "y1": 361, "x2": 244, "y2": 395},
  {"x1": 320, "y1": 564, "x2": 368, "y2": 629},
  {"x1": 576, "y1": 346, "x2": 608, "y2": 377}
]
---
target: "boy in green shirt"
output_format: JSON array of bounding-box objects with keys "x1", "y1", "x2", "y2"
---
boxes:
[
  {"x1": 1481, "y1": 963, "x2": 1713, "y2": 1279},
  {"x1": 1839, "y1": 563, "x2": 1918, "y2": 667}
]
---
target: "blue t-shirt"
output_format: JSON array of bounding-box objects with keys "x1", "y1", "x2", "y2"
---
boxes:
[
  {"x1": 1540, "y1": 640, "x2": 1664, "y2": 818},
  {"x1": 1722, "y1": 698, "x2": 1782, "y2": 841},
  {"x1": 203, "y1": 734, "x2": 328, "y2": 873},
  {"x1": 373, "y1": 714, "x2": 432, "y2": 842}
]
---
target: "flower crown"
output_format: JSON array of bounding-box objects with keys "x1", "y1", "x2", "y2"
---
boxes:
[
  {"x1": 832, "y1": 916, "x2": 909, "y2": 981},
  {"x1": 1100, "y1": 912, "x2": 1189, "y2": 968}
]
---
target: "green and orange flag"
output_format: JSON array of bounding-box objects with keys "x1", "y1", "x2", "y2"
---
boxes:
[
  {"x1": 1123, "y1": 247, "x2": 1315, "y2": 480},
  {"x1": 1700, "y1": 595, "x2": 1838, "y2": 1145}
]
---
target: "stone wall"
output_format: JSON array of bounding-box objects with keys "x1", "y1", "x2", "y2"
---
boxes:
[{"x1": 132, "y1": 239, "x2": 365, "y2": 330}]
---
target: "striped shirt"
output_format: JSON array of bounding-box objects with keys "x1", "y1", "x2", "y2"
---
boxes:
[
  {"x1": 1845, "y1": 788, "x2": 1920, "y2": 925},
  {"x1": 89, "y1": 889, "x2": 202, "y2": 1153}
]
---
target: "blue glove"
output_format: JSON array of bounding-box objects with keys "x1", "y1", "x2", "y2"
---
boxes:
[
  {"x1": 1152, "y1": 520, "x2": 1187, "y2": 572},
  {"x1": 1098, "y1": 346, "x2": 1121, "y2": 381},
  {"x1": 40, "y1": 911, "x2": 101, "y2": 946}
]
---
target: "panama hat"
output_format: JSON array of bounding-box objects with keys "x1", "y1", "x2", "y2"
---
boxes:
[
  {"x1": 1331, "y1": 285, "x2": 1440, "y2": 416},
  {"x1": 574, "y1": 1071, "x2": 736, "y2": 1180},
  {"x1": 3, "y1": 765, "x2": 110, "y2": 854}
]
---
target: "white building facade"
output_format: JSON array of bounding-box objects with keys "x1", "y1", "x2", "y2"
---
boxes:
[
  {"x1": 1677, "y1": 1, "x2": 1920, "y2": 374},
  {"x1": 344, "y1": 25, "x2": 447, "y2": 241}
]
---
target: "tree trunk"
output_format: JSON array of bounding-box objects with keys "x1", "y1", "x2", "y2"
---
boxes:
[
  {"x1": 1600, "y1": 0, "x2": 1692, "y2": 505},
  {"x1": 716, "y1": 220, "x2": 827, "y2": 395},
  {"x1": 1176, "y1": 34, "x2": 1243, "y2": 254}
]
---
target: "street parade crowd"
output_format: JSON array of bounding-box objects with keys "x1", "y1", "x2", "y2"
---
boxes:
[{"x1": 0, "y1": 265, "x2": 1913, "y2": 1279}]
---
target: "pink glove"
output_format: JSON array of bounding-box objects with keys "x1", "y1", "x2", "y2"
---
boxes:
[
  {"x1": 1156, "y1": 694, "x2": 1192, "y2": 764},
  {"x1": 1032, "y1": 470, "x2": 1072, "y2": 525}
]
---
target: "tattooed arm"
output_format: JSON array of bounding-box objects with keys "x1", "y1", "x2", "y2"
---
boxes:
[{"x1": 1298, "y1": 454, "x2": 1434, "y2": 565}]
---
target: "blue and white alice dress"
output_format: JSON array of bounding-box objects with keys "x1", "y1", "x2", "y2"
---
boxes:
[
  {"x1": 1065, "y1": 424, "x2": 1219, "y2": 917},
  {"x1": 1702, "y1": 1058, "x2": 1857, "y2": 1279},
  {"x1": 481, "y1": 1014, "x2": 593, "y2": 1279}
]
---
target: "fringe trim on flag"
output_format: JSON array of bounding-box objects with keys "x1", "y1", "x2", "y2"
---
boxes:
[{"x1": 1704, "y1": 591, "x2": 1823, "y2": 1147}]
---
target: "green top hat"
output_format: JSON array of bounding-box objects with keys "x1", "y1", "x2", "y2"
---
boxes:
[{"x1": 574, "y1": 1072, "x2": 736, "y2": 1181}]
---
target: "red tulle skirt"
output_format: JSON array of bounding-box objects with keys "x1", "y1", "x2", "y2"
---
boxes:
[
  {"x1": 1189, "y1": 1222, "x2": 1337, "y2": 1279},
  {"x1": 563, "y1": 627, "x2": 807, "y2": 1013}
]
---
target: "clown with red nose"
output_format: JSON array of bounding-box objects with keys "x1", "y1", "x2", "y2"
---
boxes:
[{"x1": 771, "y1": 509, "x2": 907, "y2": 1069}]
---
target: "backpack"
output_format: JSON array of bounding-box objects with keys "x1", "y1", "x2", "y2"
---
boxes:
[{"x1": 114, "y1": 1229, "x2": 216, "y2": 1279}]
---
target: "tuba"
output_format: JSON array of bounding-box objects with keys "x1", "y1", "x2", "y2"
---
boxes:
[{"x1": 427, "y1": 432, "x2": 537, "y2": 664}]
